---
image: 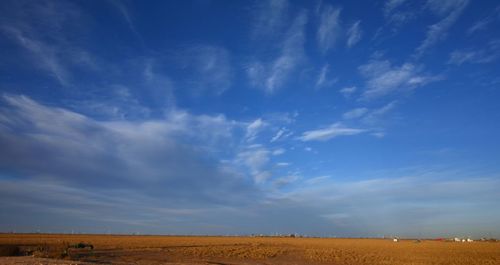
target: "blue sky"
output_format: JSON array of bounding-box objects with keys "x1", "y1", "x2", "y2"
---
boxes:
[{"x1": 0, "y1": 0, "x2": 499, "y2": 237}]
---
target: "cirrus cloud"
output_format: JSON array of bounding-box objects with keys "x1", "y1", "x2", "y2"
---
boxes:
[{"x1": 299, "y1": 123, "x2": 366, "y2": 142}]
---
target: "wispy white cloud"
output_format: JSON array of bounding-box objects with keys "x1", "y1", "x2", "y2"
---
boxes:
[
  {"x1": 448, "y1": 40, "x2": 500, "y2": 65},
  {"x1": 247, "y1": 10, "x2": 308, "y2": 94},
  {"x1": 415, "y1": 0, "x2": 469, "y2": 57},
  {"x1": 251, "y1": 0, "x2": 289, "y2": 39},
  {"x1": 273, "y1": 175, "x2": 299, "y2": 187},
  {"x1": 108, "y1": 0, "x2": 143, "y2": 42},
  {"x1": 359, "y1": 59, "x2": 441, "y2": 99},
  {"x1": 384, "y1": 0, "x2": 408, "y2": 15},
  {"x1": 271, "y1": 129, "x2": 285, "y2": 142},
  {"x1": 466, "y1": 6, "x2": 500, "y2": 35},
  {"x1": 267, "y1": 111, "x2": 298, "y2": 124},
  {"x1": 68, "y1": 57, "x2": 177, "y2": 119},
  {"x1": 382, "y1": 0, "x2": 417, "y2": 28},
  {"x1": 315, "y1": 64, "x2": 328, "y2": 88},
  {"x1": 236, "y1": 146, "x2": 272, "y2": 183},
  {"x1": 2, "y1": 26, "x2": 70, "y2": 86},
  {"x1": 467, "y1": 5, "x2": 500, "y2": 35},
  {"x1": 315, "y1": 64, "x2": 337, "y2": 89},
  {"x1": 267, "y1": 11, "x2": 307, "y2": 93},
  {"x1": 342, "y1": 108, "x2": 368, "y2": 120},
  {"x1": 246, "y1": 62, "x2": 264, "y2": 88},
  {"x1": 371, "y1": 132, "x2": 386, "y2": 138},
  {"x1": 0, "y1": 0, "x2": 98, "y2": 86},
  {"x1": 449, "y1": 51, "x2": 477, "y2": 65},
  {"x1": 179, "y1": 45, "x2": 233, "y2": 95},
  {"x1": 305, "y1": 175, "x2": 330, "y2": 185},
  {"x1": 361, "y1": 101, "x2": 398, "y2": 125},
  {"x1": 66, "y1": 84, "x2": 152, "y2": 120},
  {"x1": 265, "y1": 54, "x2": 296, "y2": 93},
  {"x1": 339, "y1": 86, "x2": 357, "y2": 98},
  {"x1": 425, "y1": 0, "x2": 467, "y2": 16},
  {"x1": 272, "y1": 148, "x2": 286, "y2": 156},
  {"x1": 317, "y1": 4, "x2": 342, "y2": 53},
  {"x1": 299, "y1": 123, "x2": 365, "y2": 141},
  {"x1": 245, "y1": 118, "x2": 266, "y2": 142},
  {"x1": 140, "y1": 59, "x2": 177, "y2": 109},
  {"x1": 341, "y1": 102, "x2": 398, "y2": 132},
  {"x1": 346, "y1": 20, "x2": 362, "y2": 48},
  {"x1": 448, "y1": 50, "x2": 497, "y2": 65},
  {"x1": 270, "y1": 127, "x2": 293, "y2": 143}
]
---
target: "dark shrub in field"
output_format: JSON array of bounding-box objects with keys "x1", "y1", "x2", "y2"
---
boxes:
[
  {"x1": 0, "y1": 245, "x2": 20, "y2": 256},
  {"x1": 70, "y1": 242, "x2": 94, "y2": 250}
]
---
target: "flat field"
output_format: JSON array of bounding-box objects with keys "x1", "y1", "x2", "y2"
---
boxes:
[{"x1": 0, "y1": 234, "x2": 499, "y2": 265}]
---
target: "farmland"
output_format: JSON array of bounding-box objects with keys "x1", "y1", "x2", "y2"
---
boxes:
[{"x1": 0, "y1": 234, "x2": 499, "y2": 264}]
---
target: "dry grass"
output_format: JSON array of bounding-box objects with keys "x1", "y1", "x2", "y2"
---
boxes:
[{"x1": 1, "y1": 234, "x2": 499, "y2": 264}]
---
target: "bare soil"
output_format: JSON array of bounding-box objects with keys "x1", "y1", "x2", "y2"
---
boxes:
[{"x1": 0, "y1": 234, "x2": 499, "y2": 265}]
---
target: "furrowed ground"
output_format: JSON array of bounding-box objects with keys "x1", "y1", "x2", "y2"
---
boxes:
[{"x1": 0, "y1": 234, "x2": 499, "y2": 265}]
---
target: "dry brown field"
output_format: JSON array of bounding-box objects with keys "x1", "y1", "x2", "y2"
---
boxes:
[{"x1": 0, "y1": 234, "x2": 499, "y2": 265}]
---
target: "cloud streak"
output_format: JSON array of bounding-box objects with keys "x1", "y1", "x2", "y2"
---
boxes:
[
  {"x1": 448, "y1": 40, "x2": 500, "y2": 65},
  {"x1": 346, "y1": 20, "x2": 362, "y2": 48},
  {"x1": 251, "y1": 0, "x2": 289, "y2": 39},
  {"x1": 342, "y1": 108, "x2": 368, "y2": 120},
  {"x1": 316, "y1": 4, "x2": 341, "y2": 53},
  {"x1": 382, "y1": 0, "x2": 417, "y2": 28},
  {"x1": 247, "y1": 10, "x2": 308, "y2": 94},
  {"x1": 299, "y1": 123, "x2": 365, "y2": 141},
  {"x1": 177, "y1": 45, "x2": 233, "y2": 95},
  {"x1": 2, "y1": 26, "x2": 71, "y2": 86},
  {"x1": 415, "y1": 0, "x2": 469, "y2": 57},
  {"x1": 315, "y1": 64, "x2": 337, "y2": 89},
  {"x1": 358, "y1": 59, "x2": 441, "y2": 99},
  {"x1": 0, "y1": 0, "x2": 98, "y2": 86},
  {"x1": 108, "y1": 0, "x2": 144, "y2": 43},
  {"x1": 466, "y1": 6, "x2": 500, "y2": 35},
  {"x1": 340, "y1": 86, "x2": 357, "y2": 98}
]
